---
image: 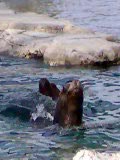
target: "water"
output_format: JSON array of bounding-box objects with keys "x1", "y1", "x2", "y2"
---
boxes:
[
  {"x1": 2, "y1": 0, "x2": 120, "y2": 35},
  {"x1": 0, "y1": 55, "x2": 120, "y2": 159},
  {"x1": 0, "y1": 0, "x2": 120, "y2": 159}
]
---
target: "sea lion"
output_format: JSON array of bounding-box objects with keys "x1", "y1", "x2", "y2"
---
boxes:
[
  {"x1": 39, "y1": 78, "x2": 60, "y2": 101},
  {"x1": 53, "y1": 80, "x2": 83, "y2": 127}
]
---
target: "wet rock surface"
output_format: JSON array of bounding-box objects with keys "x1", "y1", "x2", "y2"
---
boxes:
[
  {"x1": 0, "y1": 9, "x2": 120, "y2": 66},
  {"x1": 73, "y1": 149, "x2": 120, "y2": 160}
]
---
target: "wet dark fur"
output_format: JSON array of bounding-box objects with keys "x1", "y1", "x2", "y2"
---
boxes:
[
  {"x1": 39, "y1": 78, "x2": 83, "y2": 127},
  {"x1": 39, "y1": 78, "x2": 60, "y2": 101},
  {"x1": 53, "y1": 80, "x2": 83, "y2": 127}
]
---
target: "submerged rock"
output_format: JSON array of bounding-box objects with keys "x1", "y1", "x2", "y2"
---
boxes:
[
  {"x1": 0, "y1": 104, "x2": 31, "y2": 121},
  {"x1": 0, "y1": 10, "x2": 120, "y2": 66},
  {"x1": 0, "y1": 91, "x2": 55, "y2": 127}
]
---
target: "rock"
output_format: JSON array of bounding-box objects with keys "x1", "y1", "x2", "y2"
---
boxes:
[
  {"x1": 0, "y1": 90, "x2": 55, "y2": 127},
  {"x1": 0, "y1": 105, "x2": 31, "y2": 121},
  {"x1": 0, "y1": 8, "x2": 120, "y2": 66},
  {"x1": 73, "y1": 149, "x2": 120, "y2": 160}
]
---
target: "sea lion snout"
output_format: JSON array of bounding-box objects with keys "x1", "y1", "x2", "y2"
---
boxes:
[{"x1": 68, "y1": 80, "x2": 81, "y2": 91}]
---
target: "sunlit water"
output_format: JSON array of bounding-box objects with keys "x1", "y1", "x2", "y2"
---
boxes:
[{"x1": 0, "y1": 0, "x2": 120, "y2": 159}]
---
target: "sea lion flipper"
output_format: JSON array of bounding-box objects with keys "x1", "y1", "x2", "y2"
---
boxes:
[{"x1": 39, "y1": 78, "x2": 60, "y2": 101}]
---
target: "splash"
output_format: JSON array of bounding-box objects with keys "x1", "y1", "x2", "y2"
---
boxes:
[{"x1": 31, "y1": 104, "x2": 53, "y2": 122}]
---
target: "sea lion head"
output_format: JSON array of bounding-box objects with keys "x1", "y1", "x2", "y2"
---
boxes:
[{"x1": 65, "y1": 80, "x2": 83, "y2": 112}]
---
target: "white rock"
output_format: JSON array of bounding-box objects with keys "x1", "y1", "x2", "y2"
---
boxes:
[
  {"x1": 0, "y1": 8, "x2": 120, "y2": 66},
  {"x1": 73, "y1": 150, "x2": 120, "y2": 160}
]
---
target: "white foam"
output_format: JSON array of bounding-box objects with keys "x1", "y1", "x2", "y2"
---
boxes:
[{"x1": 31, "y1": 104, "x2": 53, "y2": 121}]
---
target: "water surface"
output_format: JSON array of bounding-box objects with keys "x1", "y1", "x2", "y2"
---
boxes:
[
  {"x1": 2, "y1": 0, "x2": 120, "y2": 35},
  {"x1": 0, "y1": 55, "x2": 120, "y2": 159}
]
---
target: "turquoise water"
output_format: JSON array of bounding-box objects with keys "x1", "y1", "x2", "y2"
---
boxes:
[
  {"x1": 0, "y1": 0, "x2": 120, "y2": 159},
  {"x1": 0, "y1": 55, "x2": 120, "y2": 159}
]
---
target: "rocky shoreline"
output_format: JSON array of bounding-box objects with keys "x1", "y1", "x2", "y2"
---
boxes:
[
  {"x1": 0, "y1": 7, "x2": 120, "y2": 66},
  {"x1": 73, "y1": 149, "x2": 120, "y2": 160}
]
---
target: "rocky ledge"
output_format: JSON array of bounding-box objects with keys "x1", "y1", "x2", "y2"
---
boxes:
[
  {"x1": 73, "y1": 149, "x2": 120, "y2": 160},
  {"x1": 0, "y1": 9, "x2": 120, "y2": 66}
]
